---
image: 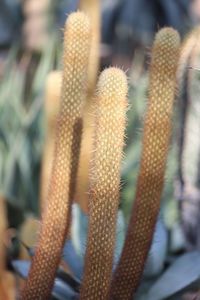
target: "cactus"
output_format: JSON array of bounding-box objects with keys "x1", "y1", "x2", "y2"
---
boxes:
[
  {"x1": 176, "y1": 26, "x2": 200, "y2": 186},
  {"x1": 110, "y1": 28, "x2": 180, "y2": 300},
  {"x1": 176, "y1": 27, "x2": 200, "y2": 187},
  {"x1": 40, "y1": 71, "x2": 62, "y2": 212},
  {"x1": 75, "y1": 0, "x2": 100, "y2": 213},
  {"x1": 176, "y1": 27, "x2": 200, "y2": 249},
  {"x1": 79, "y1": 0, "x2": 100, "y2": 95},
  {"x1": 21, "y1": 12, "x2": 91, "y2": 299},
  {"x1": 80, "y1": 68, "x2": 128, "y2": 300}
]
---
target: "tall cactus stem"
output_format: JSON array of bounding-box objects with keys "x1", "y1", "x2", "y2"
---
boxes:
[
  {"x1": 75, "y1": 0, "x2": 100, "y2": 213},
  {"x1": 21, "y1": 12, "x2": 91, "y2": 300},
  {"x1": 80, "y1": 68, "x2": 128, "y2": 300},
  {"x1": 40, "y1": 71, "x2": 62, "y2": 213},
  {"x1": 110, "y1": 28, "x2": 180, "y2": 300}
]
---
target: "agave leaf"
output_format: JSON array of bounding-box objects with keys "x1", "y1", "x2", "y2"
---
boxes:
[
  {"x1": 144, "y1": 218, "x2": 168, "y2": 278},
  {"x1": 12, "y1": 260, "x2": 79, "y2": 299},
  {"x1": 52, "y1": 278, "x2": 79, "y2": 300},
  {"x1": 71, "y1": 204, "x2": 126, "y2": 268},
  {"x1": 114, "y1": 209, "x2": 126, "y2": 266},
  {"x1": 146, "y1": 251, "x2": 200, "y2": 300},
  {"x1": 62, "y1": 240, "x2": 84, "y2": 280},
  {"x1": 12, "y1": 260, "x2": 30, "y2": 279}
]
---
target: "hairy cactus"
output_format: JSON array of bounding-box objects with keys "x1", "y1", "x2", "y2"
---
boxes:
[
  {"x1": 40, "y1": 71, "x2": 62, "y2": 212},
  {"x1": 176, "y1": 27, "x2": 200, "y2": 249},
  {"x1": 176, "y1": 27, "x2": 200, "y2": 186},
  {"x1": 75, "y1": 0, "x2": 100, "y2": 213},
  {"x1": 21, "y1": 12, "x2": 91, "y2": 300},
  {"x1": 79, "y1": 0, "x2": 100, "y2": 94},
  {"x1": 80, "y1": 68, "x2": 128, "y2": 300},
  {"x1": 110, "y1": 28, "x2": 180, "y2": 300}
]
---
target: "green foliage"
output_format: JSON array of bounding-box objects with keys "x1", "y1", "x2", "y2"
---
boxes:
[{"x1": 0, "y1": 34, "x2": 60, "y2": 215}]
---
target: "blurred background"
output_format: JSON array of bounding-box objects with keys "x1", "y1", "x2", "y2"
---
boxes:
[{"x1": 1, "y1": 0, "x2": 200, "y2": 299}]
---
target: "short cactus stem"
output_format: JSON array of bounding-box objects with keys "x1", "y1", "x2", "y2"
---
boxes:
[
  {"x1": 80, "y1": 68, "x2": 128, "y2": 300},
  {"x1": 110, "y1": 28, "x2": 180, "y2": 300},
  {"x1": 21, "y1": 12, "x2": 91, "y2": 300}
]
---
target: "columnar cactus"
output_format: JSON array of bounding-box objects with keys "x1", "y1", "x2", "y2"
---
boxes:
[
  {"x1": 40, "y1": 71, "x2": 62, "y2": 212},
  {"x1": 177, "y1": 27, "x2": 200, "y2": 249},
  {"x1": 21, "y1": 12, "x2": 91, "y2": 300},
  {"x1": 110, "y1": 28, "x2": 180, "y2": 300},
  {"x1": 79, "y1": 0, "x2": 100, "y2": 94},
  {"x1": 80, "y1": 68, "x2": 128, "y2": 300},
  {"x1": 176, "y1": 26, "x2": 200, "y2": 185},
  {"x1": 76, "y1": 0, "x2": 100, "y2": 213}
]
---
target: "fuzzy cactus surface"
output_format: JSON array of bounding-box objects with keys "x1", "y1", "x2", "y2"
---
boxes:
[
  {"x1": 80, "y1": 68, "x2": 128, "y2": 300},
  {"x1": 75, "y1": 0, "x2": 100, "y2": 213},
  {"x1": 40, "y1": 71, "x2": 62, "y2": 213},
  {"x1": 110, "y1": 28, "x2": 180, "y2": 300},
  {"x1": 21, "y1": 12, "x2": 91, "y2": 300}
]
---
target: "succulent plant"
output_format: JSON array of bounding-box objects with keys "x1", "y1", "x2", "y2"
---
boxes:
[
  {"x1": 21, "y1": 12, "x2": 91, "y2": 300},
  {"x1": 5, "y1": 3, "x2": 200, "y2": 300},
  {"x1": 80, "y1": 68, "x2": 127, "y2": 300},
  {"x1": 75, "y1": 0, "x2": 100, "y2": 213}
]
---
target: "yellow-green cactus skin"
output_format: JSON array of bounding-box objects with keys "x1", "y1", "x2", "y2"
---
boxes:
[
  {"x1": 40, "y1": 71, "x2": 62, "y2": 213},
  {"x1": 110, "y1": 28, "x2": 180, "y2": 300},
  {"x1": 76, "y1": 0, "x2": 100, "y2": 213},
  {"x1": 21, "y1": 12, "x2": 91, "y2": 300},
  {"x1": 80, "y1": 68, "x2": 128, "y2": 300}
]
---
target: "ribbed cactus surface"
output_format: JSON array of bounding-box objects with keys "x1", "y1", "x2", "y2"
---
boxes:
[
  {"x1": 21, "y1": 12, "x2": 91, "y2": 300},
  {"x1": 110, "y1": 28, "x2": 180, "y2": 300},
  {"x1": 80, "y1": 68, "x2": 128, "y2": 300}
]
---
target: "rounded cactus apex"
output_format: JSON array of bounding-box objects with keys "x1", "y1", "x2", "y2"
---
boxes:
[
  {"x1": 110, "y1": 28, "x2": 180, "y2": 300},
  {"x1": 80, "y1": 67, "x2": 128, "y2": 300}
]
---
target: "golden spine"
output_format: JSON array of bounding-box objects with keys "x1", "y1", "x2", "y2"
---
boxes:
[
  {"x1": 110, "y1": 28, "x2": 180, "y2": 300},
  {"x1": 75, "y1": 0, "x2": 100, "y2": 213},
  {"x1": 40, "y1": 71, "x2": 62, "y2": 213},
  {"x1": 21, "y1": 12, "x2": 91, "y2": 300},
  {"x1": 80, "y1": 68, "x2": 128, "y2": 300},
  {"x1": 0, "y1": 197, "x2": 6, "y2": 278}
]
